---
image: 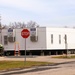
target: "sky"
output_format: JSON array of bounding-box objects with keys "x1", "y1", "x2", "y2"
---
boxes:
[{"x1": 0, "y1": 0, "x2": 75, "y2": 27}]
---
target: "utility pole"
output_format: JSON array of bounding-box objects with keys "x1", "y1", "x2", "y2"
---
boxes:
[
  {"x1": 64, "y1": 34, "x2": 68, "y2": 57},
  {"x1": 0, "y1": 15, "x2": 1, "y2": 29},
  {"x1": 0, "y1": 15, "x2": 2, "y2": 44}
]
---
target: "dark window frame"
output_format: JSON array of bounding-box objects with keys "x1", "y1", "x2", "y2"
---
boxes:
[
  {"x1": 4, "y1": 35, "x2": 8, "y2": 45},
  {"x1": 59, "y1": 35, "x2": 61, "y2": 44},
  {"x1": 51, "y1": 34, "x2": 53, "y2": 44}
]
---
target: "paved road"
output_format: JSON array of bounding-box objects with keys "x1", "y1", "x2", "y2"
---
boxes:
[{"x1": 0, "y1": 56, "x2": 75, "y2": 75}]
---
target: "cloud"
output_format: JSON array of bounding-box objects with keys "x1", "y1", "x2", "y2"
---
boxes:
[
  {"x1": 1, "y1": 0, "x2": 75, "y2": 14},
  {"x1": 0, "y1": 0, "x2": 48, "y2": 14},
  {"x1": 1, "y1": 0, "x2": 75, "y2": 26}
]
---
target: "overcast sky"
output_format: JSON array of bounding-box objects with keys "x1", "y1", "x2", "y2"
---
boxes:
[{"x1": 0, "y1": 0, "x2": 75, "y2": 27}]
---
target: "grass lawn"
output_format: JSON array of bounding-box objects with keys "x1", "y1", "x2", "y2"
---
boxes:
[
  {"x1": 0, "y1": 61, "x2": 52, "y2": 71},
  {"x1": 52, "y1": 55, "x2": 75, "y2": 59}
]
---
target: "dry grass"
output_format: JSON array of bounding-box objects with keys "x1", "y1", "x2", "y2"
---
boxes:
[{"x1": 0, "y1": 61, "x2": 52, "y2": 71}]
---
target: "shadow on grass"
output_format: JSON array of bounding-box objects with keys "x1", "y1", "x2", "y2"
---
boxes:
[{"x1": 0, "y1": 66, "x2": 60, "y2": 75}]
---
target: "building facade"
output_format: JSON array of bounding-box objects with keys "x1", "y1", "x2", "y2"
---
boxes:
[{"x1": 0, "y1": 27, "x2": 75, "y2": 55}]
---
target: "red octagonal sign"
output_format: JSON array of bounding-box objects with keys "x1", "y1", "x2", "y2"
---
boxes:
[{"x1": 21, "y1": 29, "x2": 30, "y2": 38}]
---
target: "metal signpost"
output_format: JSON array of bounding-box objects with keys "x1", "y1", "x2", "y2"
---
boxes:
[{"x1": 21, "y1": 29, "x2": 30, "y2": 62}]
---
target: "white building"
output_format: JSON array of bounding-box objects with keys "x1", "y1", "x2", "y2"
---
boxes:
[{"x1": 0, "y1": 27, "x2": 75, "y2": 55}]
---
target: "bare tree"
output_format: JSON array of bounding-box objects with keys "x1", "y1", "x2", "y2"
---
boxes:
[
  {"x1": 1, "y1": 21, "x2": 39, "y2": 29},
  {"x1": 6, "y1": 22, "x2": 26, "y2": 29},
  {"x1": 27, "y1": 21, "x2": 39, "y2": 28}
]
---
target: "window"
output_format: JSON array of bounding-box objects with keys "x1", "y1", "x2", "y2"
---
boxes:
[
  {"x1": 51, "y1": 34, "x2": 53, "y2": 44},
  {"x1": 4, "y1": 35, "x2": 8, "y2": 45},
  {"x1": 59, "y1": 35, "x2": 61, "y2": 44},
  {"x1": 64, "y1": 34, "x2": 67, "y2": 44}
]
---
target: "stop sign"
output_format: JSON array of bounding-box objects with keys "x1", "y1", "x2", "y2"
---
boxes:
[{"x1": 21, "y1": 29, "x2": 30, "y2": 38}]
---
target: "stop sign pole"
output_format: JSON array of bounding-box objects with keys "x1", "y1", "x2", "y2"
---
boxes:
[
  {"x1": 25, "y1": 38, "x2": 26, "y2": 62},
  {"x1": 21, "y1": 29, "x2": 30, "y2": 62}
]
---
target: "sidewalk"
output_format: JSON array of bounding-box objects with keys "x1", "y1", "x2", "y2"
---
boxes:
[{"x1": 0, "y1": 55, "x2": 75, "y2": 63}]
